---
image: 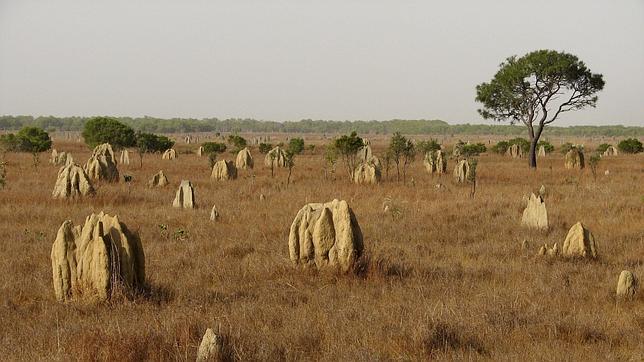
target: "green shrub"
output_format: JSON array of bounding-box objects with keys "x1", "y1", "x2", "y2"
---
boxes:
[
  {"x1": 258, "y1": 143, "x2": 273, "y2": 154},
  {"x1": 537, "y1": 140, "x2": 555, "y2": 153},
  {"x1": 227, "y1": 134, "x2": 247, "y2": 153},
  {"x1": 595, "y1": 143, "x2": 611, "y2": 154},
  {"x1": 202, "y1": 142, "x2": 227, "y2": 155},
  {"x1": 491, "y1": 140, "x2": 510, "y2": 154},
  {"x1": 617, "y1": 138, "x2": 643, "y2": 154},
  {"x1": 508, "y1": 137, "x2": 530, "y2": 153},
  {"x1": 417, "y1": 139, "x2": 442, "y2": 154},
  {"x1": 82, "y1": 116, "x2": 136, "y2": 149},
  {"x1": 560, "y1": 142, "x2": 574, "y2": 154},
  {"x1": 288, "y1": 137, "x2": 305, "y2": 154},
  {"x1": 461, "y1": 143, "x2": 486, "y2": 157}
]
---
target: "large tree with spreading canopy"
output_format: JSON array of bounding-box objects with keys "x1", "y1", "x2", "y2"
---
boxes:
[{"x1": 476, "y1": 50, "x2": 604, "y2": 168}]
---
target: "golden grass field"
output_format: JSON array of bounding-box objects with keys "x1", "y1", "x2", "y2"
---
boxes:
[{"x1": 0, "y1": 135, "x2": 642, "y2": 361}]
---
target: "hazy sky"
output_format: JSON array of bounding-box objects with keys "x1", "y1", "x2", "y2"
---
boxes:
[{"x1": 1, "y1": 1, "x2": 642, "y2": 126}]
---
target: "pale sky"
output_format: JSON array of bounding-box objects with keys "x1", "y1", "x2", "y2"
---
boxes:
[{"x1": 1, "y1": 1, "x2": 643, "y2": 126}]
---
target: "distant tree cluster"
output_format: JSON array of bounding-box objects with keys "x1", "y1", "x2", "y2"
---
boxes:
[{"x1": 0, "y1": 115, "x2": 641, "y2": 137}]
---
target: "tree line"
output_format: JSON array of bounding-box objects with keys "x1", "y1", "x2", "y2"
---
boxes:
[{"x1": 0, "y1": 115, "x2": 642, "y2": 137}]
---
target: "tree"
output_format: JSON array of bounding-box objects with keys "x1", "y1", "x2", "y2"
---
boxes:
[
  {"x1": 476, "y1": 50, "x2": 604, "y2": 168},
  {"x1": 388, "y1": 132, "x2": 416, "y2": 182},
  {"x1": 82, "y1": 117, "x2": 136, "y2": 149},
  {"x1": 333, "y1": 132, "x2": 364, "y2": 180},
  {"x1": 227, "y1": 134, "x2": 247, "y2": 153},
  {"x1": 135, "y1": 132, "x2": 175, "y2": 167},
  {"x1": 288, "y1": 137, "x2": 305, "y2": 155},
  {"x1": 617, "y1": 138, "x2": 643, "y2": 154}
]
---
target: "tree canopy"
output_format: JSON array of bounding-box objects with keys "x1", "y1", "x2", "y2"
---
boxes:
[
  {"x1": 333, "y1": 131, "x2": 364, "y2": 180},
  {"x1": 287, "y1": 137, "x2": 305, "y2": 155},
  {"x1": 476, "y1": 49, "x2": 604, "y2": 167},
  {"x1": 0, "y1": 126, "x2": 52, "y2": 153},
  {"x1": 82, "y1": 116, "x2": 136, "y2": 149},
  {"x1": 135, "y1": 132, "x2": 174, "y2": 154}
]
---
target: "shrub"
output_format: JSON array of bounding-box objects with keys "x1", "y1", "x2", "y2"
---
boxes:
[
  {"x1": 227, "y1": 135, "x2": 247, "y2": 153},
  {"x1": 288, "y1": 137, "x2": 305, "y2": 155},
  {"x1": 0, "y1": 133, "x2": 20, "y2": 152},
  {"x1": 258, "y1": 143, "x2": 273, "y2": 154},
  {"x1": 617, "y1": 138, "x2": 643, "y2": 154},
  {"x1": 491, "y1": 140, "x2": 510, "y2": 154},
  {"x1": 596, "y1": 143, "x2": 611, "y2": 154},
  {"x1": 82, "y1": 117, "x2": 136, "y2": 149},
  {"x1": 202, "y1": 142, "x2": 227, "y2": 155},
  {"x1": 537, "y1": 140, "x2": 555, "y2": 153},
  {"x1": 560, "y1": 142, "x2": 574, "y2": 154},
  {"x1": 136, "y1": 132, "x2": 174, "y2": 154},
  {"x1": 0, "y1": 127, "x2": 52, "y2": 154},
  {"x1": 417, "y1": 139, "x2": 442, "y2": 155},
  {"x1": 508, "y1": 137, "x2": 530, "y2": 153},
  {"x1": 460, "y1": 143, "x2": 486, "y2": 157}
]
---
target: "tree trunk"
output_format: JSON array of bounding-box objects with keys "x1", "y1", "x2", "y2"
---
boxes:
[
  {"x1": 528, "y1": 124, "x2": 545, "y2": 169},
  {"x1": 528, "y1": 137, "x2": 538, "y2": 168}
]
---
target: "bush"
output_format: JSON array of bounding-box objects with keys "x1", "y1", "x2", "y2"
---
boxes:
[
  {"x1": 417, "y1": 139, "x2": 442, "y2": 154},
  {"x1": 560, "y1": 142, "x2": 574, "y2": 154},
  {"x1": 0, "y1": 133, "x2": 19, "y2": 151},
  {"x1": 461, "y1": 143, "x2": 486, "y2": 157},
  {"x1": 491, "y1": 140, "x2": 510, "y2": 154},
  {"x1": 227, "y1": 135, "x2": 247, "y2": 153},
  {"x1": 202, "y1": 142, "x2": 227, "y2": 155},
  {"x1": 508, "y1": 137, "x2": 530, "y2": 153},
  {"x1": 16, "y1": 127, "x2": 52, "y2": 153},
  {"x1": 537, "y1": 140, "x2": 555, "y2": 153},
  {"x1": 288, "y1": 137, "x2": 305, "y2": 155},
  {"x1": 82, "y1": 117, "x2": 136, "y2": 149},
  {"x1": 258, "y1": 143, "x2": 273, "y2": 154},
  {"x1": 0, "y1": 127, "x2": 52, "y2": 153},
  {"x1": 595, "y1": 143, "x2": 611, "y2": 154},
  {"x1": 135, "y1": 132, "x2": 174, "y2": 153},
  {"x1": 617, "y1": 138, "x2": 643, "y2": 154}
]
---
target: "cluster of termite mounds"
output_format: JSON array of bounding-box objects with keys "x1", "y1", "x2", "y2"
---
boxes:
[{"x1": 517, "y1": 185, "x2": 638, "y2": 300}]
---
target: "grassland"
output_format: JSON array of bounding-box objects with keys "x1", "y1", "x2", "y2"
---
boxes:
[{"x1": 0, "y1": 135, "x2": 642, "y2": 361}]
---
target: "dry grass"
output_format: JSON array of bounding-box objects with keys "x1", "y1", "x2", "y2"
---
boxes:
[{"x1": 0, "y1": 135, "x2": 642, "y2": 361}]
